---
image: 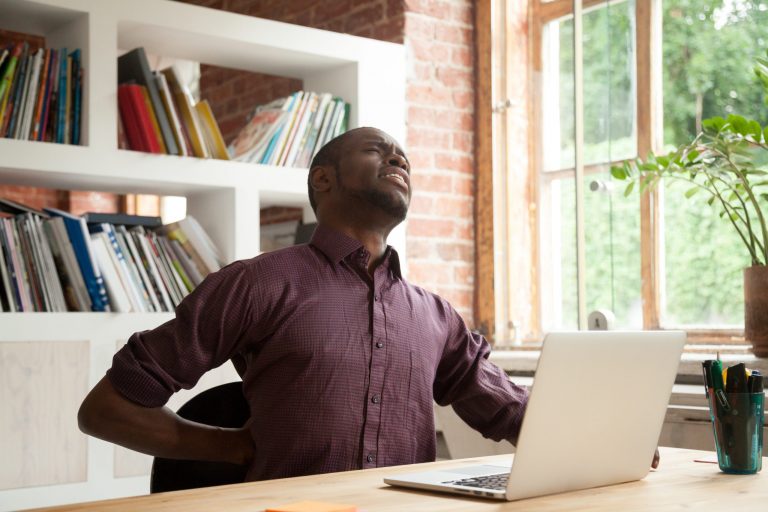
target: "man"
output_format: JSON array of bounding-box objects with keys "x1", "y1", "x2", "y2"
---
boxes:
[{"x1": 78, "y1": 126, "x2": 529, "y2": 482}]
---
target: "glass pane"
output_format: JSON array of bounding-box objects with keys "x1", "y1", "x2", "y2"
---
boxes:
[
  {"x1": 662, "y1": 181, "x2": 746, "y2": 326},
  {"x1": 583, "y1": 171, "x2": 643, "y2": 328},
  {"x1": 661, "y1": 0, "x2": 768, "y2": 327},
  {"x1": 541, "y1": 1, "x2": 637, "y2": 172}
]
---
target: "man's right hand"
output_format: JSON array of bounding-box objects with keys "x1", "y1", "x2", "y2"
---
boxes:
[{"x1": 78, "y1": 376, "x2": 253, "y2": 465}]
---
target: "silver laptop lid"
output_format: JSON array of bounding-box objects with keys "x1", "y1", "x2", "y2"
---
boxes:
[{"x1": 505, "y1": 330, "x2": 685, "y2": 500}]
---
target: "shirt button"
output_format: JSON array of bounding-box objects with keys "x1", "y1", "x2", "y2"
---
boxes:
[
  {"x1": 376, "y1": 342, "x2": 384, "y2": 348},
  {"x1": 367, "y1": 454, "x2": 375, "y2": 463},
  {"x1": 371, "y1": 394, "x2": 381, "y2": 404},
  {"x1": 374, "y1": 295, "x2": 379, "y2": 302}
]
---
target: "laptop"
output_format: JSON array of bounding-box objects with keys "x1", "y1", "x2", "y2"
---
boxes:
[{"x1": 384, "y1": 330, "x2": 686, "y2": 501}]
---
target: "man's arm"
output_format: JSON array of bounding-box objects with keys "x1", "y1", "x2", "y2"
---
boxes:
[{"x1": 78, "y1": 376, "x2": 253, "y2": 465}]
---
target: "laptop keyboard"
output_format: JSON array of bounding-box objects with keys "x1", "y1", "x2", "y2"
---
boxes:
[{"x1": 444, "y1": 472, "x2": 509, "y2": 490}]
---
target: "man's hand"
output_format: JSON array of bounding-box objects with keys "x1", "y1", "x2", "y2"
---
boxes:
[
  {"x1": 652, "y1": 448, "x2": 660, "y2": 469},
  {"x1": 78, "y1": 376, "x2": 254, "y2": 465}
]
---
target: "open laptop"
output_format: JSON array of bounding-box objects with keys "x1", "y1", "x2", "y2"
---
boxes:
[{"x1": 384, "y1": 330, "x2": 686, "y2": 501}]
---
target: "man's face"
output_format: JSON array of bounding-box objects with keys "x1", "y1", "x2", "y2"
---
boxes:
[{"x1": 334, "y1": 128, "x2": 411, "y2": 222}]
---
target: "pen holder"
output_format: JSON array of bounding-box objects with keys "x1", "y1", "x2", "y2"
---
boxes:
[{"x1": 707, "y1": 390, "x2": 764, "y2": 474}]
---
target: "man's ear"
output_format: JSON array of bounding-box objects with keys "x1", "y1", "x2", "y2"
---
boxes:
[{"x1": 309, "y1": 165, "x2": 333, "y2": 193}]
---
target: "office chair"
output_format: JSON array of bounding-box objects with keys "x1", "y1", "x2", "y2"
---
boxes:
[{"x1": 150, "y1": 381, "x2": 250, "y2": 493}]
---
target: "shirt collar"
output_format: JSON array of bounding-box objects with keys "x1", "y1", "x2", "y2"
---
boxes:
[{"x1": 309, "y1": 223, "x2": 403, "y2": 279}]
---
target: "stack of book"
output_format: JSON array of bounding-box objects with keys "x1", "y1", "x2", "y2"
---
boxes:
[
  {"x1": 117, "y1": 47, "x2": 229, "y2": 160},
  {"x1": 228, "y1": 91, "x2": 350, "y2": 168},
  {"x1": 0, "y1": 42, "x2": 83, "y2": 144},
  {"x1": 0, "y1": 199, "x2": 224, "y2": 313}
]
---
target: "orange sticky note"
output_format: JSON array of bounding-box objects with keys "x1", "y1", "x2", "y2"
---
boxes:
[{"x1": 265, "y1": 500, "x2": 357, "y2": 512}]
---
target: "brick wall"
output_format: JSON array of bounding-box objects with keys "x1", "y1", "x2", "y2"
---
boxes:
[{"x1": 179, "y1": 0, "x2": 478, "y2": 324}]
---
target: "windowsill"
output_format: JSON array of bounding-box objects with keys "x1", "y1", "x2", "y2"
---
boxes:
[{"x1": 489, "y1": 346, "x2": 768, "y2": 379}]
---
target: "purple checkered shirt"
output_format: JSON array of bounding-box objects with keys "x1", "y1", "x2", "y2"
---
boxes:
[{"x1": 108, "y1": 224, "x2": 528, "y2": 481}]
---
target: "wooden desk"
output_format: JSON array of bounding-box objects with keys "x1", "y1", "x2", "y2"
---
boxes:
[{"x1": 28, "y1": 448, "x2": 768, "y2": 511}]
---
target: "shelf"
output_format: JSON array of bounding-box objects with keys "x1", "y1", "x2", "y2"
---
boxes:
[{"x1": 0, "y1": 138, "x2": 309, "y2": 203}]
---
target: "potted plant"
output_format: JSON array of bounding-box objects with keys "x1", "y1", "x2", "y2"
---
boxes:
[{"x1": 612, "y1": 50, "x2": 768, "y2": 356}]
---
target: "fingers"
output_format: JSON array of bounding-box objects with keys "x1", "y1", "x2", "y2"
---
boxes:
[{"x1": 651, "y1": 448, "x2": 660, "y2": 469}]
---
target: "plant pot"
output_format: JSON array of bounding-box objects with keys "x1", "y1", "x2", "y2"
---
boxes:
[{"x1": 745, "y1": 265, "x2": 768, "y2": 357}]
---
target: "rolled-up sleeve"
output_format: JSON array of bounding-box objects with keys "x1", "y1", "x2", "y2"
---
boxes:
[
  {"x1": 107, "y1": 261, "x2": 255, "y2": 407},
  {"x1": 433, "y1": 309, "x2": 529, "y2": 445}
]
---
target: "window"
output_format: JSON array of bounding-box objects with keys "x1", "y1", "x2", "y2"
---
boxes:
[{"x1": 490, "y1": 0, "x2": 768, "y2": 345}]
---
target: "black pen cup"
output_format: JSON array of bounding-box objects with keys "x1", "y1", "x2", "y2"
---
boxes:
[{"x1": 707, "y1": 390, "x2": 764, "y2": 474}]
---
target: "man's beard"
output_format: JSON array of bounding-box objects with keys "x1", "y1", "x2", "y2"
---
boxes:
[{"x1": 344, "y1": 187, "x2": 409, "y2": 222}]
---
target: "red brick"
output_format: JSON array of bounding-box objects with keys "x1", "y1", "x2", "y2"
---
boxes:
[
  {"x1": 453, "y1": 175, "x2": 473, "y2": 196},
  {"x1": 408, "y1": 38, "x2": 451, "y2": 63},
  {"x1": 407, "y1": 84, "x2": 452, "y2": 105},
  {"x1": 451, "y1": 46, "x2": 473, "y2": 68},
  {"x1": 435, "y1": 151, "x2": 473, "y2": 173},
  {"x1": 452, "y1": 90, "x2": 473, "y2": 109},
  {"x1": 406, "y1": 238, "x2": 436, "y2": 259},
  {"x1": 411, "y1": 62, "x2": 434, "y2": 81},
  {"x1": 404, "y1": 15, "x2": 436, "y2": 39},
  {"x1": 435, "y1": 287, "x2": 473, "y2": 313},
  {"x1": 437, "y1": 241, "x2": 474, "y2": 263},
  {"x1": 434, "y1": 110, "x2": 473, "y2": 131},
  {"x1": 450, "y1": 3, "x2": 473, "y2": 26},
  {"x1": 412, "y1": 172, "x2": 452, "y2": 194},
  {"x1": 408, "y1": 261, "x2": 453, "y2": 285},
  {"x1": 408, "y1": 218, "x2": 455, "y2": 237},
  {"x1": 404, "y1": 148, "x2": 433, "y2": 170},
  {"x1": 435, "y1": 66, "x2": 472, "y2": 88},
  {"x1": 344, "y1": 4, "x2": 385, "y2": 33},
  {"x1": 435, "y1": 196, "x2": 473, "y2": 218},
  {"x1": 407, "y1": 128, "x2": 452, "y2": 150},
  {"x1": 372, "y1": 17, "x2": 405, "y2": 43},
  {"x1": 454, "y1": 264, "x2": 474, "y2": 286},
  {"x1": 452, "y1": 131, "x2": 473, "y2": 153},
  {"x1": 408, "y1": 194, "x2": 435, "y2": 215},
  {"x1": 407, "y1": 105, "x2": 436, "y2": 126},
  {"x1": 435, "y1": 23, "x2": 472, "y2": 45},
  {"x1": 404, "y1": 0, "x2": 453, "y2": 20}
]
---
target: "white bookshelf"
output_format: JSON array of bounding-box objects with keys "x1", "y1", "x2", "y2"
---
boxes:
[{"x1": 0, "y1": 1, "x2": 405, "y2": 509}]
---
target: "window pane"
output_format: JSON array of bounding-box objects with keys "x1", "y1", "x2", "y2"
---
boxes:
[
  {"x1": 661, "y1": 0, "x2": 768, "y2": 327},
  {"x1": 541, "y1": 1, "x2": 637, "y2": 172}
]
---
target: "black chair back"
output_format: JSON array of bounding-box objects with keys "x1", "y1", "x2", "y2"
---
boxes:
[{"x1": 150, "y1": 381, "x2": 250, "y2": 493}]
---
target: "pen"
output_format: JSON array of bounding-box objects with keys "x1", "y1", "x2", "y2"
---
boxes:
[
  {"x1": 711, "y1": 359, "x2": 729, "y2": 411},
  {"x1": 702, "y1": 360, "x2": 713, "y2": 398}
]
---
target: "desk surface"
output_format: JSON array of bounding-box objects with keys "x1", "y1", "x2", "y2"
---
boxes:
[{"x1": 28, "y1": 448, "x2": 767, "y2": 512}]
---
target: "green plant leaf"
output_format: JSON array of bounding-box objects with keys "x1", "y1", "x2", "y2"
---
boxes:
[
  {"x1": 624, "y1": 181, "x2": 635, "y2": 197},
  {"x1": 685, "y1": 186, "x2": 700, "y2": 198},
  {"x1": 703, "y1": 116, "x2": 727, "y2": 133},
  {"x1": 727, "y1": 114, "x2": 750, "y2": 136},
  {"x1": 610, "y1": 165, "x2": 627, "y2": 180},
  {"x1": 747, "y1": 120, "x2": 763, "y2": 140}
]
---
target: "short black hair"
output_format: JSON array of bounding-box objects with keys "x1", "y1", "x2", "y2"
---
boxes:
[{"x1": 307, "y1": 130, "x2": 354, "y2": 213}]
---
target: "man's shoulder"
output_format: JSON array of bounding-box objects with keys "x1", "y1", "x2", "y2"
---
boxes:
[{"x1": 240, "y1": 243, "x2": 319, "y2": 272}]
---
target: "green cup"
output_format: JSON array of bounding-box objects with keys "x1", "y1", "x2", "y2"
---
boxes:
[{"x1": 707, "y1": 390, "x2": 764, "y2": 474}]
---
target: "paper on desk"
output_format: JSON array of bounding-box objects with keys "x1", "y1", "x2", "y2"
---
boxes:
[{"x1": 265, "y1": 500, "x2": 358, "y2": 512}]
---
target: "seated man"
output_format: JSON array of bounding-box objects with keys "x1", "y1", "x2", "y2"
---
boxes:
[{"x1": 78, "y1": 126, "x2": 529, "y2": 481}]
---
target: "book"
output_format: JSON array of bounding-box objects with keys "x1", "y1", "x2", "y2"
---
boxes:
[
  {"x1": 83, "y1": 212, "x2": 162, "y2": 228},
  {"x1": 140, "y1": 86, "x2": 167, "y2": 153},
  {"x1": 71, "y1": 48, "x2": 82, "y2": 145},
  {"x1": 89, "y1": 223, "x2": 147, "y2": 312},
  {"x1": 155, "y1": 71, "x2": 189, "y2": 156},
  {"x1": 117, "y1": 83, "x2": 163, "y2": 153},
  {"x1": 160, "y1": 66, "x2": 209, "y2": 158},
  {"x1": 30, "y1": 48, "x2": 52, "y2": 141},
  {"x1": 160, "y1": 221, "x2": 210, "y2": 280},
  {"x1": 296, "y1": 92, "x2": 333, "y2": 168},
  {"x1": 118, "y1": 47, "x2": 179, "y2": 155},
  {"x1": 44, "y1": 207, "x2": 110, "y2": 312},
  {"x1": 29, "y1": 214, "x2": 67, "y2": 311},
  {"x1": 130, "y1": 226, "x2": 173, "y2": 312},
  {"x1": 0, "y1": 43, "x2": 23, "y2": 129},
  {"x1": 47, "y1": 216, "x2": 91, "y2": 311},
  {"x1": 116, "y1": 225, "x2": 161, "y2": 312},
  {"x1": 8, "y1": 49, "x2": 31, "y2": 139},
  {"x1": 261, "y1": 91, "x2": 300, "y2": 164},
  {"x1": 1, "y1": 217, "x2": 32, "y2": 310},
  {"x1": 90, "y1": 232, "x2": 132, "y2": 312},
  {"x1": 270, "y1": 91, "x2": 306, "y2": 165},
  {"x1": 283, "y1": 91, "x2": 318, "y2": 167},
  {"x1": 194, "y1": 99, "x2": 230, "y2": 160},
  {"x1": 228, "y1": 96, "x2": 289, "y2": 162},
  {"x1": 54, "y1": 47, "x2": 67, "y2": 143},
  {"x1": 19, "y1": 48, "x2": 44, "y2": 140}
]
